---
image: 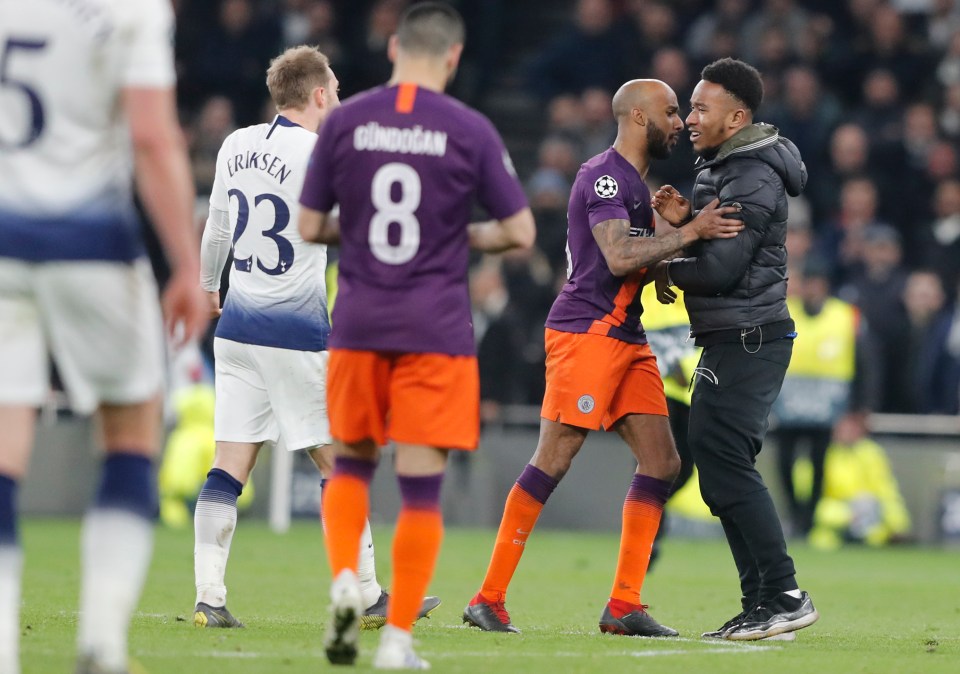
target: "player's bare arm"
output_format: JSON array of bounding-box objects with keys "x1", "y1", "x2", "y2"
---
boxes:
[
  {"x1": 651, "y1": 185, "x2": 691, "y2": 226},
  {"x1": 468, "y1": 207, "x2": 536, "y2": 253},
  {"x1": 298, "y1": 206, "x2": 340, "y2": 244},
  {"x1": 124, "y1": 86, "x2": 207, "y2": 343},
  {"x1": 593, "y1": 199, "x2": 743, "y2": 277}
]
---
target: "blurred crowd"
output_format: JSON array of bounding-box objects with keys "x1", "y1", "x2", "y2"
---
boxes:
[{"x1": 174, "y1": 0, "x2": 960, "y2": 418}]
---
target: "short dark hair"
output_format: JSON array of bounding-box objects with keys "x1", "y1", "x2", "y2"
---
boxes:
[
  {"x1": 701, "y1": 58, "x2": 763, "y2": 114},
  {"x1": 397, "y1": 2, "x2": 465, "y2": 56}
]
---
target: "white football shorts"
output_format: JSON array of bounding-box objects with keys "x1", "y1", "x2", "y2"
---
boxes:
[
  {"x1": 213, "y1": 337, "x2": 331, "y2": 450},
  {"x1": 0, "y1": 258, "x2": 165, "y2": 413}
]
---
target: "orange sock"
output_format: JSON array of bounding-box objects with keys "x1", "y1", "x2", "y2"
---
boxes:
[
  {"x1": 323, "y1": 459, "x2": 375, "y2": 577},
  {"x1": 478, "y1": 475, "x2": 554, "y2": 602},
  {"x1": 609, "y1": 474, "x2": 671, "y2": 612},
  {"x1": 387, "y1": 474, "x2": 444, "y2": 631}
]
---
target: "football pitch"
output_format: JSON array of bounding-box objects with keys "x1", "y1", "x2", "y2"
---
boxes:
[{"x1": 19, "y1": 520, "x2": 959, "y2": 673}]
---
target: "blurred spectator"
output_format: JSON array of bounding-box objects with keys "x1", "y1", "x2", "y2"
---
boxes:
[
  {"x1": 807, "y1": 123, "x2": 889, "y2": 227},
  {"x1": 740, "y1": 0, "x2": 809, "y2": 64},
  {"x1": 839, "y1": 225, "x2": 911, "y2": 412},
  {"x1": 849, "y1": 4, "x2": 931, "y2": 101},
  {"x1": 927, "y1": 0, "x2": 960, "y2": 52},
  {"x1": 752, "y1": 26, "x2": 796, "y2": 105},
  {"x1": 624, "y1": 0, "x2": 679, "y2": 69},
  {"x1": 939, "y1": 82, "x2": 960, "y2": 139},
  {"x1": 806, "y1": 415, "x2": 911, "y2": 550},
  {"x1": 902, "y1": 271, "x2": 960, "y2": 414},
  {"x1": 765, "y1": 65, "x2": 842, "y2": 180},
  {"x1": 187, "y1": 0, "x2": 281, "y2": 125},
  {"x1": 773, "y1": 258, "x2": 878, "y2": 535},
  {"x1": 341, "y1": 0, "x2": 403, "y2": 96},
  {"x1": 578, "y1": 88, "x2": 616, "y2": 161},
  {"x1": 527, "y1": 0, "x2": 636, "y2": 100},
  {"x1": 936, "y1": 28, "x2": 960, "y2": 88},
  {"x1": 684, "y1": 0, "x2": 750, "y2": 62},
  {"x1": 187, "y1": 96, "x2": 236, "y2": 197},
  {"x1": 921, "y1": 179, "x2": 960, "y2": 293},
  {"x1": 302, "y1": 0, "x2": 344, "y2": 65},
  {"x1": 852, "y1": 69, "x2": 903, "y2": 150},
  {"x1": 784, "y1": 196, "x2": 815, "y2": 279},
  {"x1": 546, "y1": 94, "x2": 585, "y2": 143},
  {"x1": 816, "y1": 177, "x2": 888, "y2": 283}
]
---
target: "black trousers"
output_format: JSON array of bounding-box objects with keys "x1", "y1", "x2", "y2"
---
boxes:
[
  {"x1": 688, "y1": 338, "x2": 798, "y2": 606},
  {"x1": 775, "y1": 426, "x2": 832, "y2": 535}
]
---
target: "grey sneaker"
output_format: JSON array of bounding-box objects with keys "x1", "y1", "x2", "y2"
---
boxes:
[
  {"x1": 193, "y1": 602, "x2": 245, "y2": 628},
  {"x1": 360, "y1": 591, "x2": 443, "y2": 630},
  {"x1": 701, "y1": 608, "x2": 751, "y2": 639},
  {"x1": 726, "y1": 591, "x2": 818, "y2": 641}
]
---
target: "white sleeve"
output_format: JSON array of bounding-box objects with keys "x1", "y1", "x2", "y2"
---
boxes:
[
  {"x1": 121, "y1": 0, "x2": 176, "y2": 88},
  {"x1": 200, "y1": 207, "x2": 232, "y2": 291}
]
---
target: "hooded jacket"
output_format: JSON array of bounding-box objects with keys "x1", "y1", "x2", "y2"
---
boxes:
[{"x1": 669, "y1": 123, "x2": 807, "y2": 339}]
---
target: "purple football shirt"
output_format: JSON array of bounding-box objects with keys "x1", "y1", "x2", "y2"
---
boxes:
[
  {"x1": 300, "y1": 84, "x2": 528, "y2": 355},
  {"x1": 545, "y1": 147, "x2": 654, "y2": 344}
]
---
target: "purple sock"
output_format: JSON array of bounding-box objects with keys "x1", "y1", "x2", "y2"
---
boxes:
[
  {"x1": 333, "y1": 456, "x2": 377, "y2": 483},
  {"x1": 627, "y1": 473, "x2": 673, "y2": 507},
  {"x1": 516, "y1": 464, "x2": 558, "y2": 505},
  {"x1": 398, "y1": 473, "x2": 444, "y2": 511}
]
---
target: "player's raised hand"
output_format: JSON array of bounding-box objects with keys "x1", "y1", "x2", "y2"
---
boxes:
[
  {"x1": 688, "y1": 198, "x2": 744, "y2": 240},
  {"x1": 652, "y1": 185, "x2": 691, "y2": 226},
  {"x1": 162, "y1": 270, "x2": 209, "y2": 346}
]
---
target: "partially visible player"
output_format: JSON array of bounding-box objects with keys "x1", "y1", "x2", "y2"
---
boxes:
[
  {"x1": 298, "y1": 3, "x2": 535, "y2": 668},
  {"x1": 0, "y1": 1, "x2": 207, "y2": 672},
  {"x1": 462, "y1": 80, "x2": 743, "y2": 637},
  {"x1": 194, "y1": 46, "x2": 438, "y2": 631}
]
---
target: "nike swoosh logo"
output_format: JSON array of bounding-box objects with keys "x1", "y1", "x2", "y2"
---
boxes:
[{"x1": 516, "y1": 528, "x2": 531, "y2": 535}]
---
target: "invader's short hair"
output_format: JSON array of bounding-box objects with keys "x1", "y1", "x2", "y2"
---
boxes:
[
  {"x1": 701, "y1": 57, "x2": 764, "y2": 114},
  {"x1": 266, "y1": 46, "x2": 332, "y2": 111},
  {"x1": 396, "y1": 2, "x2": 465, "y2": 57}
]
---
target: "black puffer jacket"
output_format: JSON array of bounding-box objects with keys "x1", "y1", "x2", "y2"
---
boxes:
[{"x1": 670, "y1": 123, "x2": 806, "y2": 337}]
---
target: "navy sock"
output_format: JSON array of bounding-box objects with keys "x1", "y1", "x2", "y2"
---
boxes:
[
  {"x1": 95, "y1": 453, "x2": 157, "y2": 520},
  {"x1": 200, "y1": 468, "x2": 244, "y2": 501},
  {"x1": 0, "y1": 475, "x2": 18, "y2": 546}
]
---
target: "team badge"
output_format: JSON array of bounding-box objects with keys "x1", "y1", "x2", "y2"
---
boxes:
[
  {"x1": 594, "y1": 175, "x2": 618, "y2": 198},
  {"x1": 577, "y1": 394, "x2": 595, "y2": 414}
]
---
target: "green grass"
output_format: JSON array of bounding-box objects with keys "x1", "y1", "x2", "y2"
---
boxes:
[{"x1": 19, "y1": 519, "x2": 960, "y2": 673}]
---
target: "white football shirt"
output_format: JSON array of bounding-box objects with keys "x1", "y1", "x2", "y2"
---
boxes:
[
  {"x1": 0, "y1": 0, "x2": 175, "y2": 262},
  {"x1": 202, "y1": 116, "x2": 330, "y2": 351}
]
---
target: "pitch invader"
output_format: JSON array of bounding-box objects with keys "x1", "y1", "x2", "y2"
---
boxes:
[{"x1": 195, "y1": 46, "x2": 438, "y2": 631}]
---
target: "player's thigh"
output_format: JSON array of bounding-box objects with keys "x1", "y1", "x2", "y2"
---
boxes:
[
  {"x1": 213, "y1": 338, "x2": 278, "y2": 444},
  {"x1": 0, "y1": 260, "x2": 49, "y2": 408},
  {"x1": 257, "y1": 346, "x2": 331, "y2": 450},
  {"x1": 389, "y1": 353, "x2": 479, "y2": 450},
  {"x1": 540, "y1": 329, "x2": 634, "y2": 430},
  {"x1": 37, "y1": 260, "x2": 163, "y2": 414},
  {"x1": 327, "y1": 348, "x2": 391, "y2": 447}
]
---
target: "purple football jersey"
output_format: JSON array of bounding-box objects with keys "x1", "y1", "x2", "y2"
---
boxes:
[
  {"x1": 545, "y1": 147, "x2": 655, "y2": 344},
  {"x1": 300, "y1": 84, "x2": 528, "y2": 355}
]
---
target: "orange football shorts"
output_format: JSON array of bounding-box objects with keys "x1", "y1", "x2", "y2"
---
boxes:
[
  {"x1": 541, "y1": 328, "x2": 668, "y2": 430},
  {"x1": 327, "y1": 348, "x2": 480, "y2": 450}
]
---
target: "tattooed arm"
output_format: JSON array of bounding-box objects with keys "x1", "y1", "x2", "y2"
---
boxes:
[{"x1": 592, "y1": 198, "x2": 744, "y2": 277}]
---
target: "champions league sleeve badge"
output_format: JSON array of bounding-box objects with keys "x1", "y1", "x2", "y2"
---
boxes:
[{"x1": 594, "y1": 175, "x2": 619, "y2": 198}]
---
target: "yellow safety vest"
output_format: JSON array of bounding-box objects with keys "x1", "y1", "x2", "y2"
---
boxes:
[
  {"x1": 772, "y1": 297, "x2": 857, "y2": 427},
  {"x1": 786, "y1": 296, "x2": 857, "y2": 380},
  {"x1": 640, "y1": 284, "x2": 699, "y2": 405}
]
